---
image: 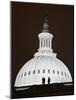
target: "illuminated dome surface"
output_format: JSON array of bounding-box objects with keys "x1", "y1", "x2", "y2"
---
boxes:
[
  {"x1": 15, "y1": 56, "x2": 72, "y2": 87},
  {"x1": 14, "y1": 16, "x2": 72, "y2": 87}
]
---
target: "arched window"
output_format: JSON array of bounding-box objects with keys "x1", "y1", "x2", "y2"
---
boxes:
[
  {"x1": 33, "y1": 70, "x2": 35, "y2": 74},
  {"x1": 24, "y1": 72, "x2": 26, "y2": 76},
  {"x1": 57, "y1": 71, "x2": 59, "y2": 75},
  {"x1": 43, "y1": 69, "x2": 45, "y2": 73},
  {"x1": 38, "y1": 70, "x2": 40, "y2": 74},
  {"x1": 48, "y1": 69, "x2": 50, "y2": 73},
  {"x1": 53, "y1": 70, "x2": 55, "y2": 74},
  {"x1": 64, "y1": 72, "x2": 66, "y2": 76},
  {"x1": 61, "y1": 71, "x2": 63, "y2": 75},
  {"x1": 28, "y1": 71, "x2": 31, "y2": 75}
]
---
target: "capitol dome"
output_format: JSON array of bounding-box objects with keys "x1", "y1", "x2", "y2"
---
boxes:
[{"x1": 14, "y1": 15, "x2": 72, "y2": 87}]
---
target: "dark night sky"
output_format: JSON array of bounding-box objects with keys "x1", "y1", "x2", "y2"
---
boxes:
[{"x1": 11, "y1": 1, "x2": 74, "y2": 89}]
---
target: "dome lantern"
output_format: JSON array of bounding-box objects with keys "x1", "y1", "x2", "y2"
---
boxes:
[{"x1": 34, "y1": 15, "x2": 56, "y2": 57}]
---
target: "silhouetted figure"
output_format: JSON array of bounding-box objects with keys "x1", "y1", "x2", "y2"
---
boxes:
[
  {"x1": 42, "y1": 77, "x2": 45, "y2": 84},
  {"x1": 48, "y1": 77, "x2": 50, "y2": 84}
]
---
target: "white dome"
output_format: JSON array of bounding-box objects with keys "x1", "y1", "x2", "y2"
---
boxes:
[
  {"x1": 14, "y1": 15, "x2": 72, "y2": 87},
  {"x1": 14, "y1": 56, "x2": 72, "y2": 87}
]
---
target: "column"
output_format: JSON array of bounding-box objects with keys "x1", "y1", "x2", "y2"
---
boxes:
[
  {"x1": 39, "y1": 38, "x2": 41, "y2": 48},
  {"x1": 44, "y1": 39, "x2": 45, "y2": 47},
  {"x1": 47, "y1": 38, "x2": 49, "y2": 48},
  {"x1": 43, "y1": 38, "x2": 45, "y2": 47},
  {"x1": 41, "y1": 38, "x2": 42, "y2": 48},
  {"x1": 42, "y1": 38, "x2": 43, "y2": 47},
  {"x1": 45, "y1": 39, "x2": 47, "y2": 47},
  {"x1": 49, "y1": 38, "x2": 50, "y2": 48},
  {"x1": 50, "y1": 39, "x2": 52, "y2": 49}
]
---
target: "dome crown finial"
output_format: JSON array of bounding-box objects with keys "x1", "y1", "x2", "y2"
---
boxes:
[{"x1": 42, "y1": 14, "x2": 49, "y2": 32}]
